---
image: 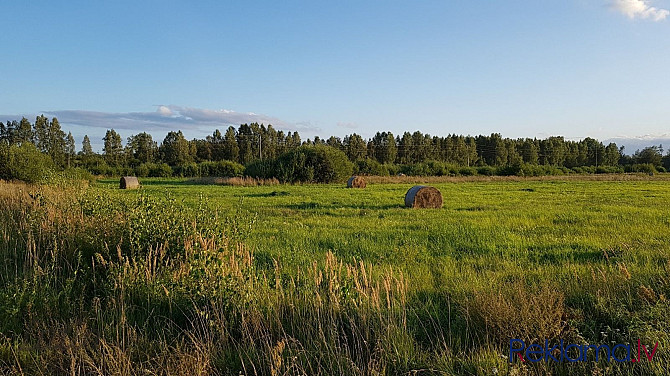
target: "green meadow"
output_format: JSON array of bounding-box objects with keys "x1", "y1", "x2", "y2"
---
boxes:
[
  {"x1": 1, "y1": 176, "x2": 669, "y2": 375},
  {"x1": 102, "y1": 177, "x2": 669, "y2": 277}
]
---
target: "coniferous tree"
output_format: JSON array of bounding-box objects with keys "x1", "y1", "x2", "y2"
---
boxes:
[
  {"x1": 47, "y1": 117, "x2": 67, "y2": 166},
  {"x1": 65, "y1": 132, "x2": 76, "y2": 168},
  {"x1": 223, "y1": 126, "x2": 239, "y2": 162},
  {"x1": 236, "y1": 124, "x2": 254, "y2": 164},
  {"x1": 103, "y1": 129, "x2": 124, "y2": 166},
  {"x1": 81, "y1": 135, "x2": 94, "y2": 156},
  {"x1": 34, "y1": 115, "x2": 49, "y2": 151},
  {"x1": 343, "y1": 133, "x2": 366, "y2": 161},
  {"x1": 16, "y1": 117, "x2": 34, "y2": 146}
]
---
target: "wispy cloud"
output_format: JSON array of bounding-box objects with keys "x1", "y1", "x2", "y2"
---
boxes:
[
  {"x1": 336, "y1": 121, "x2": 359, "y2": 129},
  {"x1": 612, "y1": 0, "x2": 670, "y2": 21},
  {"x1": 42, "y1": 105, "x2": 309, "y2": 133}
]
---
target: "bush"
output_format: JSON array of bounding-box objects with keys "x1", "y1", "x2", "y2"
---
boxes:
[
  {"x1": 145, "y1": 163, "x2": 173, "y2": 177},
  {"x1": 424, "y1": 160, "x2": 447, "y2": 176},
  {"x1": 244, "y1": 159, "x2": 275, "y2": 179},
  {"x1": 135, "y1": 164, "x2": 150, "y2": 178},
  {"x1": 174, "y1": 162, "x2": 200, "y2": 177},
  {"x1": 384, "y1": 164, "x2": 400, "y2": 176},
  {"x1": 200, "y1": 160, "x2": 245, "y2": 177},
  {"x1": 458, "y1": 166, "x2": 476, "y2": 176},
  {"x1": 275, "y1": 145, "x2": 353, "y2": 183},
  {"x1": 595, "y1": 165, "x2": 624, "y2": 174},
  {"x1": 354, "y1": 159, "x2": 389, "y2": 176},
  {"x1": 477, "y1": 166, "x2": 496, "y2": 176},
  {"x1": 624, "y1": 163, "x2": 657, "y2": 174},
  {"x1": 1, "y1": 143, "x2": 55, "y2": 183}
]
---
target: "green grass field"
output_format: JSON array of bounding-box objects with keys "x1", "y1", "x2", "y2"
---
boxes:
[
  {"x1": 2, "y1": 176, "x2": 669, "y2": 375},
  {"x1": 100, "y1": 177, "x2": 670, "y2": 278}
]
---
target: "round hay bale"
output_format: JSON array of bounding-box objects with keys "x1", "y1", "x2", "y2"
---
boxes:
[
  {"x1": 120, "y1": 176, "x2": 140, "y2": 189},
  {"x1": 347, "y1": 176, "x2": 366, "y2": 188},
  {"x1": 405, "y1": 185, "x2": 442, "y2": 208}
]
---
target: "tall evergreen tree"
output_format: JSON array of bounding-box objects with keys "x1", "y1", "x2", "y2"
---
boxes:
[
  {"x1": 34, "y1": 115, "x2": 49, "y2": 151},
  {"x1": 223, "y1": 126, "x2": 239, "y2": 162},
  {"x1": 103, "y1": 129, "x2": 124, "y2": 166},
  {"x1": 236, "y1": 124, "x2": 254, "y2": 164},
  {"x1": 65, "y1": 132, "x2": 76, "y2": 168},
  {"x1": 47, "y1": 117, "x2": 66, "y2": 166},
  {"x1": 81, "y1": 135, "x2": 94, "y2": 156},
  {"x1": 343, "y1": 133, "x2": 367, "y2": 161},
  {"x1": 16, "y1": 117, "x2": 34, "y2": 146}
]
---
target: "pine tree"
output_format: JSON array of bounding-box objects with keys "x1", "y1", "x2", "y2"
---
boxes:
[
  {"x1": 16, "y1": 117, "x2": 34, "y2": 146},
  {"x1": 81, "y1": 135, "x2": 94, "y2": 155},
  {"x1": 223, "y1": 126, "x2": 239, "y2": 162},
  {"x1": 103, "y1": 129, "x2": 124, "y2": 166},
  {"x1": 34, "y1": 115, "x2": 49, "y2": 151},
  {"x1": 47, "y1": 117, "x2": 66, "y2": 166},
  {"x1": 66, "y1": 132, "x2": 76, "y2": 168}
]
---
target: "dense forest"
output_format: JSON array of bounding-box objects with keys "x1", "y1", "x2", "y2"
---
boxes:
[{"x1": 1, "y1": 115, "x2": 669, "y2": 183}]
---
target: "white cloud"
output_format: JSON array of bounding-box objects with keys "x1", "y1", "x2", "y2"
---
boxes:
[
  {"x1": 612, "y1": 0, "x2": 670, "y2": 21},
  {"x1": 156, "y1": 105, "x2": 173, "y2": 117},
  {"x1": 38, "y1": 105, "x2": 319, "y2": 134}
]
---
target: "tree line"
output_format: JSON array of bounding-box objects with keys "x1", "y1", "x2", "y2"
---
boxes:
[{"x1": 1, "y1": 116, "x2": 669, "y2": 182}]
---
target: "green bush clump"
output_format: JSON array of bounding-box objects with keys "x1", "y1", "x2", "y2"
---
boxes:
[
  {"x1": 477, "y1": 166, "x2": 496, "y2": 176},
  {"x1": 384, "y1": 163, "x2": 401, "y2": 176},
  {"x1": 173, "y1": 162, "x2": 200, "y2": 177},
  {"x1": 595, "y1": 165, "x2": 624, "y2": 174},
  {"x1": 354, "y1": 159, "x2": 389, "y2": 176},
  {"x1": 200, "y1": 160, "x2": 245, "y2": 177},
  {"x1": 274, "y1": 145, "x2": 353, "y2": 183},
  {"x1": 146, "y1": 163, "x2": 173, "y2": 177},
  {"x1": 458, "y1": 166, "x2": 476, "y2": 176},
  {"x1": 244, "y1": 159, "x2": 276, "y2": 179},
  {"x1": 135, "y1": 163, "x2": 150, "y2": 177},
  {"x1": 624, "y1": 163, "x2": 657, "y2": 174},
  {"x1": 0, "y1": 143, "x2": 55, "y2": 183}
]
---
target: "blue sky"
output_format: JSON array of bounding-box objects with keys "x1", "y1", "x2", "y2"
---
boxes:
[{"x1": 1, "y1": 1, "x2": 669, "y2": 150}]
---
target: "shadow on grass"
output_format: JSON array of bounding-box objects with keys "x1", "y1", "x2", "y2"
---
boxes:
[
  {"x1": 283, "y1": 202, "x2": 404, "y2": 210},
  {"x1": 245, "y1": 191, "x2": 291, "y2": 198}
]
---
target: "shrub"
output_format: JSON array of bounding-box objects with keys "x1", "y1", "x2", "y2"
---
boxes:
[
  {"x1": 200, "y1": 160, "x2": 245, "y2": 177},
  {"x1": 477, "y1": 166, "x2": 496, "y2": 176},
  {"x1": 424, "y1": 160, "x2": 447, "y2": 176},
  {"x1": 275, "y1": 145, "x2": 353, "y2": 183},
  {"x1": 624, "y1": 163, "x2": 657, "y2": 174},
  {"x1": 458, "y1": 166, "x2": 476, "y2": 176},
  {"x1": 244, "y1": 159, "x2": 276, "y2": 179},
  {"x1": 384, "y1": 163, "x2": 401, "y2": 176},
  {"x1": 354, "y1": 159, "x2": 389, "y2": 176},
  {"x1": 146, "y1": 163, "x2": 173, "y2": 177},
  {"x1": 1, "y1": 143, "x2": 55, "y2": 183},
  {"x1": 135, "y1": 163, "x2": 150, "y2": 177},
  {"x1": 595, "y1": 165, "x2": 624, "y2": 174},
  {"x1": 174, "y1": 162, "x2": 200, "y2": 177}
]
